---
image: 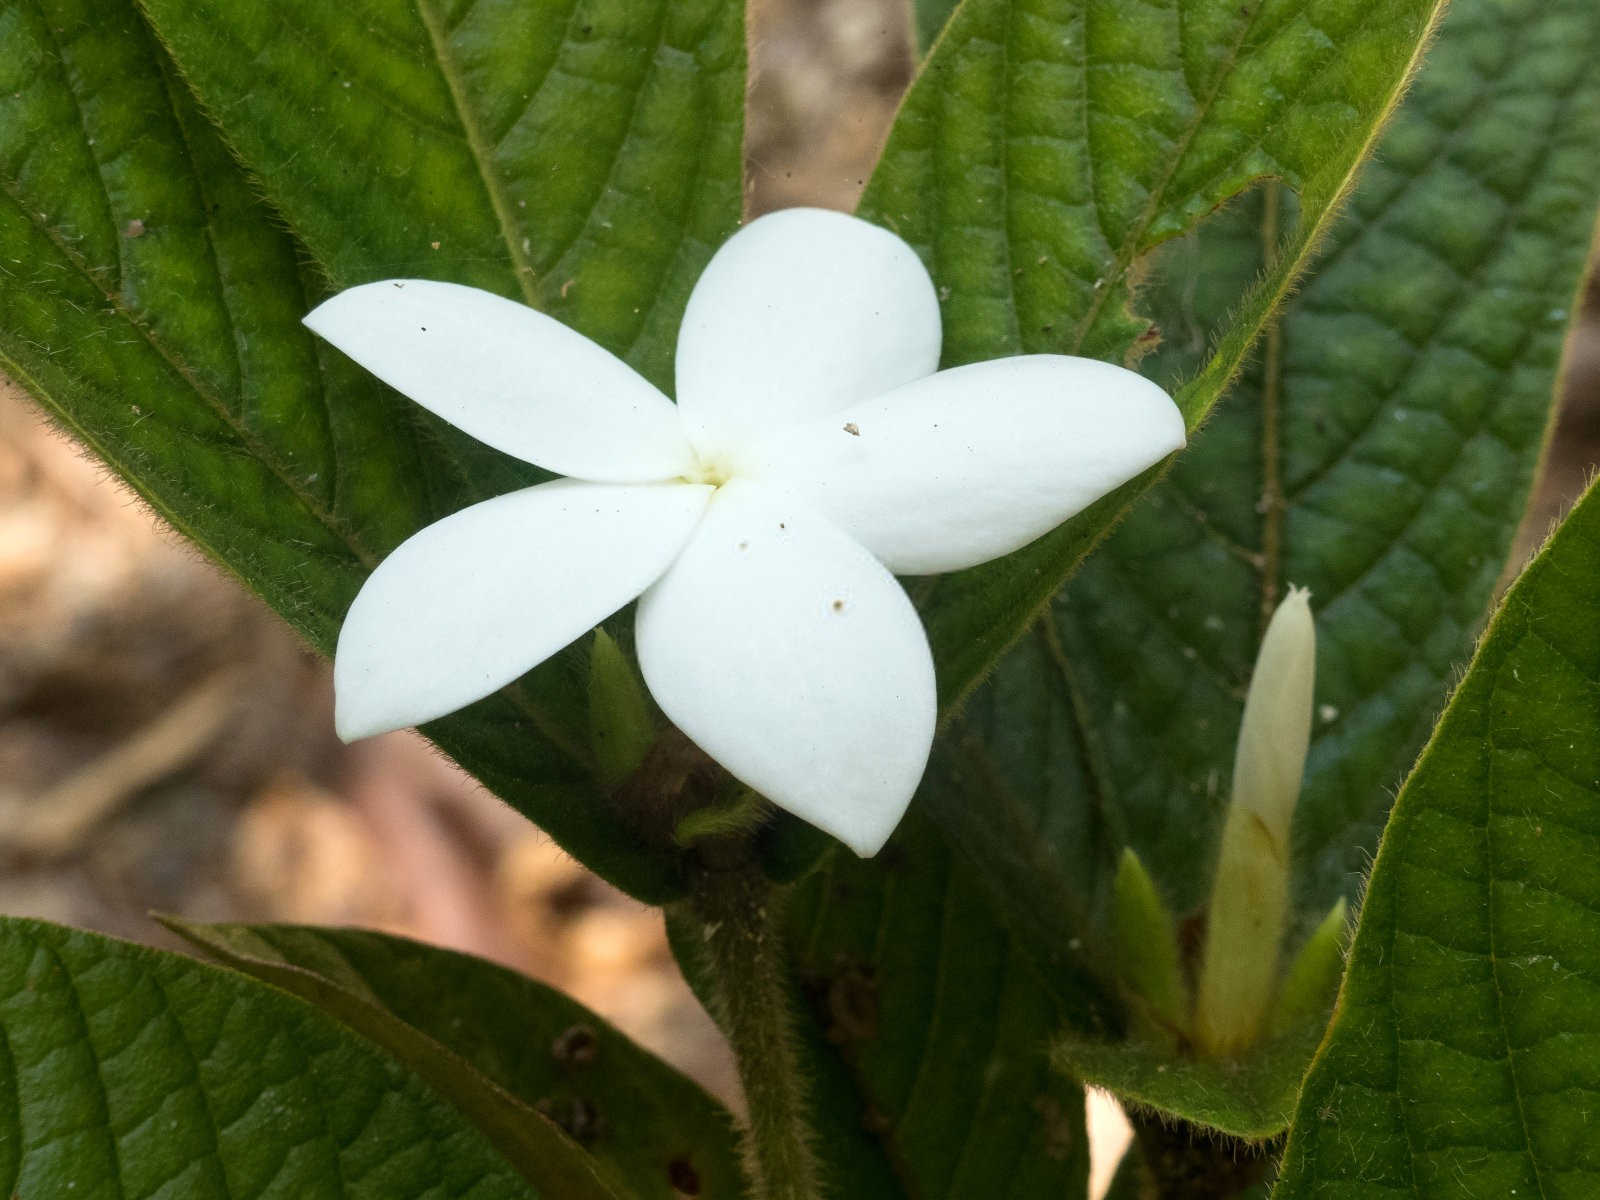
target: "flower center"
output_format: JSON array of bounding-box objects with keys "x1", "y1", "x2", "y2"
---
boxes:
[{"x1": 682, "y1": 455, "x2": 734, "y2": 488}]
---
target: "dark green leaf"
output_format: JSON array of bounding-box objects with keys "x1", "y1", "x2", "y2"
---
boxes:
[
  {"x1": 0, "y1": 917, "x2": 578, "y2": 1198},
  {"x1": 162, "y1": 920, "x2": 744, "y2": 1200},
  {"x1": 0, "y1": 0, "x2": 745, "y2": 900},
  {"x1": 919, "y1": 0, "x2": 1600, "y2": 983},
  {"x1": 865, "y1": 0, "x2": 1445, "y2": 709},
  {"x1": 779, "y1": 812, "x2": 1097, "y2": 1198},
  {"x1": 1273, "y1": 474, "x2": 1600, "y2": 1197}
]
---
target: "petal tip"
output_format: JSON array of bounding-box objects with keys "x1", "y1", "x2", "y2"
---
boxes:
[
  {"x1": 759, "y1": 779, "x2": 912, "y2": 860},
  {"x1": 332, "y1": 695, "x2": 400, "y2": 744},
  {"x1": 302, "y1": 279, "x2": 429, "y2": 337},
  {"x1": 1162, "y1": 398, "x2": 1188, "y2": 453},
  {"x1": 805, "y1": 772, "x2": 920, "y2": 859},
  {"x1": 332, "y1": 659, "x2": 414, "y2": 742},
  {"x1": 1128, "y1": 373, "x2": 1187, "y2": 455},
  {"x1": 834, "y1": 817, "x2": 899, "y2": 860}
]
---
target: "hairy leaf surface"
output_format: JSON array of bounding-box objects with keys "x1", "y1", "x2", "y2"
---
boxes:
[
  {"x1": 923, "y1": 0, "x2": 1600, "y2": 989},
  {"x1": 783, "y1": 812, "x2": 1098, "y2": 1199},
  {"x1": 867, "y1": 0, "x2": 1445, "y2": 706},
  {"x1": 0, "y1": 918, "x2": 590, "y2": 1199},
  {"x1": 139, "y1": 0, "x2": 745, "y2": 393},
  {"x1": 164, "y1": 920, "x2": 743, "y2": 1200},
  {"x1": 0, "y1": 0, "x2": 745, "y2": 899},
  {"x1": 1274, "y1": 475, "x2": 1600, "y2": 1198}
]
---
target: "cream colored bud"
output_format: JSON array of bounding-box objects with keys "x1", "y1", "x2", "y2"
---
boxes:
[
  {"x1": 1195, "y1": 586, "x2": 1316, "y2": 1057},
  {"x1": 1230, "y1": 586, "x2": 1316, "y2": 847}
]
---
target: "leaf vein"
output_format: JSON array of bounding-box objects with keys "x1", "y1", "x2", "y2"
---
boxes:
[{"x1": 411, "y1": 0, "x2": 538, "y2": 303}]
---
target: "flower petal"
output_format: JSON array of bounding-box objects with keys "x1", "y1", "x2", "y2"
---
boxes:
[
  {"x1": 305, "y1": 281, "x2": 695, "y2": 482},
  {"x1": 675, "y1": 208, "x2": 941, "y2": 463},
  {"x1": 635, "y1": 479, "x2": 935, "y2": 857},
  {"x1": 335, "y1": 479, "x2": 712, "y2": 740},
  {"x1": 742, "y1": 355, "x2": 1186, "y2": 574}
]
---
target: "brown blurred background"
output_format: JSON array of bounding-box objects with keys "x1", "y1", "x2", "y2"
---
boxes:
[{"x1": 1, "y1": 1, "x2": 1595, "y2": 1193}]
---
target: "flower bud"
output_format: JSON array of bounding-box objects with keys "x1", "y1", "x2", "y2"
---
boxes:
[
  {"x1": 588, "y1": 628, "x2": 655, "y2": 785},
  {"x1": 1112, "y1": 847, "x2": 1189, "y2": 1036},
  {"x1": 1195, "y1": 587, "x2": 1316, "y2": 1057}
]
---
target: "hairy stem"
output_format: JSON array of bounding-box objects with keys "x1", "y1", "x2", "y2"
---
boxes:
[{"x1": 686, "y1": 866, "x2": 821, "y2": 1200}]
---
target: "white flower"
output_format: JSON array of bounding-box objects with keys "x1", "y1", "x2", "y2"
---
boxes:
[{"x1": 304, "y1": 208, "x2": 1184, "y2": 857}]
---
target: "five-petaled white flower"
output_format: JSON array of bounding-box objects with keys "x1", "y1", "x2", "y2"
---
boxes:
[{"x1": 304, "y1": 208, "x2": 1184, "y2": 857}]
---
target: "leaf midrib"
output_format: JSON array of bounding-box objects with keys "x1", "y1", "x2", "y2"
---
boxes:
[
  {"x1": 966, "y1": 0, "x2": 1455, "y2": 946},
  {"x1": 2, "y1": 169, "x2": 590, "y2": 772},
  {"x1": 35, "y1": 937, "x2": 133, "y2": 1200},
  {"x1": 412, "y1": 0, "x2": 538, "y2": 304},
  {"x1": 1067, "y1": 0, "x2": 1265, "y2": 354},
  {"x1": 1483, "y1": 641, "x2": 1554, "y2": 1199},
  {"x1": 1256, "y1": 182, "x2": 1286, "y2": 631},
  {"x1": 0, "y1": 179, "x2": 380, "y2": 572}
]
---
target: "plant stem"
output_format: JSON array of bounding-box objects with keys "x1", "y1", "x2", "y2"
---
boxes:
[{"x1": 686, "y1": 866, "x2": 821, "y2": 1200}]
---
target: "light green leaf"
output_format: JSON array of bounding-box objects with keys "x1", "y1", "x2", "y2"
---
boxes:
[
  {"x1": 916, "y1": 0, "x2": 1600, "y2": 982},
  {"x1": 161, "y1": 920, "x2": 744, "y2": 1200},
  {"x1": 0, "y1": 0, "x2": 744, "y2": 900},
  {"x1": 1273, "y1": 474, "x2": 1600, "y2": 1198},
  {"x1": 865, "y1": 0, "x2": 1445, "y2": 709},
  {"x1": 0, "y1": 917, "x2": 589, "y2": 1199}
]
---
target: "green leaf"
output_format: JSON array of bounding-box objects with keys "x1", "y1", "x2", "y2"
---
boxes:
[
  {"x1": 910, "y1": 0, "x2": 963, "y2": 54},
  {"x1": 670, "y1": 813, "x2": 1100, "y2": 1198},
  {"x1": 0, "y1": 916, "x2": 579, "y2": 1198},
  {"x1": 1273, "y1": 474, "x2": 1600, "y2": 1198},
  {"x1": 161, "y1": 920, "x2": 744, "y2": 1200},
  {"x1": 914, "y1": 0, "x2": 1600, "y2": 984},
  {"x1": 0, "y1": 0, "x2": 744, "y2": 901},
  {"x1": 777, "y1": 812, "x2": 1098, "y2": 1198},
  {"x1": 2, "y1": 0, "x2": 418, "y2": 645},
  {"x1": 865, "y1": 0, "x2": 1445, "y2": 710},
  {"x1": 1054, "y1": 1020, "x2": 1325, "y2": 1141},
  {"x1": 138, "y1": 0, "x2": 745, "y2": 393},
  {"x1": 763, "y1": 0, "x2": 1454, "y2": 940}
]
